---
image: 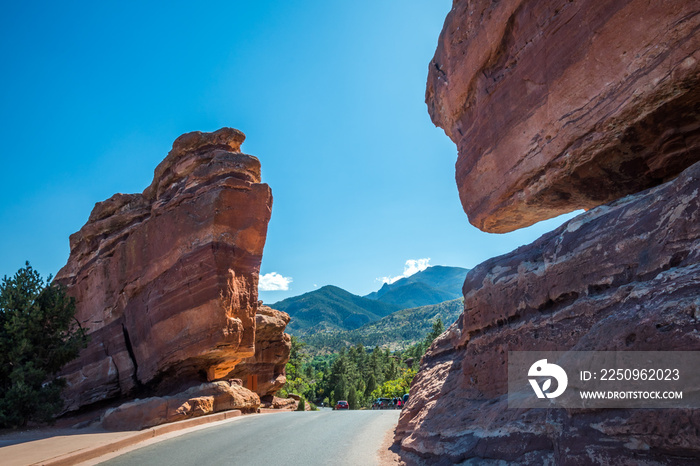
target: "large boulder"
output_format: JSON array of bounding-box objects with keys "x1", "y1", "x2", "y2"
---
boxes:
[
  {"x1": 427, "y1": 0, "x2": 700, "y2": 232},
  {"x1": 101, "y1": 381, "x2": 259, "y2": 431},
  {"x1": 395, "y1": 160, "x2": 700, "y2": 463},
  {"x1": 226, "y1": 304, "x2": 292, "y2": 397},
  {"x1": 56, "y1": 128, "x2": 273, "y2": 412}
]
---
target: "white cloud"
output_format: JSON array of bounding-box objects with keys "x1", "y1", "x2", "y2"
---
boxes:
[
  {"x1": 379, "y1": 258, "x2": 431, "y2": 285},
  {"x1": 259, "y1": 272, "x2": 293, "y2": 291}
]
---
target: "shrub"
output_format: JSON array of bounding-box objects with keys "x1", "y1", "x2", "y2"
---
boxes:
[
  {"x1": 0, "y1": 263, "x2": 88, "y2": 427},
  {"x1": 296, "y1": 397, "x2": 306, "y2": 411}
]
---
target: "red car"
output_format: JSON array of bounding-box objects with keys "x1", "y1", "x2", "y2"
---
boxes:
[{"x1": 334, "y1": 400, "x2": 349, "y2": 410}]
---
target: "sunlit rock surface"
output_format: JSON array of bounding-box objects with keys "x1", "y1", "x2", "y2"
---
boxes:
[
  {"x1": 56, "y1": 128, "x2": 273, "y2": 413},
  {"x1": 101, "y1": 381, "x2": 260, "y2": 431},
  {"x1": 427, "y1": 0, "x2": 700, "y2": 233},
  {"x1": 396, "y1": 161, "x2": 700, "y2": 464},
  {"x1": 402, "y1": 0, "x2": 700, "y2": 460},
  {"x1": 227, "y1": 304, "x2": 292, "y2": 397}
]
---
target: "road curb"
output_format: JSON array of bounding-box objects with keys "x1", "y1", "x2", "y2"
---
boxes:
[{"x1": 33, "y1": 410, "x2": 243, "y2": 466}]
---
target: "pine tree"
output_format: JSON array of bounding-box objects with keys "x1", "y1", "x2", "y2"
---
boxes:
[
  {"x1": 0, "y1": 263, "x2": 88, "y2": 427},
  {"x1": 365, "y1": 374, "x2": 377, "y2": 397},
  {"x1": 334, "y1": 378, "x2": 348, "y2": 402},
  {"x1": 425, "y1": 318, "x2": 444, "y2": 347},
  {"x1": 348, "y1": 386, "x2": 358, "y2": 410}
]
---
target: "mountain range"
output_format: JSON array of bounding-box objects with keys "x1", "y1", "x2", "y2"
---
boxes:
[
  {"x1": 301, "y1": 297, "x2": 465, "y2": 354},
  {"x1": 271, "y1": 285, "x2": 400, "y2": 335},
  {"x1": 364, "y1": 265, "x2": 467, "y2": 307},
  {"x1": 271, "y1": 265, "x2": 468, "y2": 336}
]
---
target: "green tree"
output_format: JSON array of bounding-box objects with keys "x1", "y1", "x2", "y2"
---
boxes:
[
  {"x1": 286, "y1": 336, "x2": 306, "y2": 380},
  {"x1": 0, "y1": 263, "x2": 88, "y2": 427},
  {"x1": 425, "y1": 318, "x2": 444, "y2": 347},
  {"x1": 334, "y1": 378, "x2": 348, "y2": 403},
  {"x1": 365, "y1": 374, "x2": 377, "y2": 398},
  {"x1": 348, "y1": 386, "x2": 358, "y2": 410},
  {"x1": 371, "y1": 368, "x2": 416, "y2": 399},
  {"x1": 297, "y1": 397, "x2": 306, "y2": 411}
]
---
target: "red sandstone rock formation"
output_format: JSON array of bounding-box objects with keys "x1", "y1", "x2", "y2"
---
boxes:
[
  {"x1": 227, "y1": 304, "x2": 292, "y2": 397},
  {"x1": 399, "y1": 1, "x2": 700, "y2": 462},
  {"x1": 427, "y1": 0, "x2": 700, "y2": 233},
  {"x1": 260, "y1": 396, "x2": 298, "y2": 411},
  {"x1": 101, "y1": 381, "x2": 260, "y2": 431},
  {"x1": 396, "y1": 161, "x2": 700, "y2": 463},
  {"x1": 56, "y1": 128, "x2": 273, "y2": 413}
]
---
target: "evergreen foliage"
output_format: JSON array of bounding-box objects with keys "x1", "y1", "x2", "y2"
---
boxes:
[
  {"x1": 279, "y1": 322, "x2": 441, "y2": 409},
  {"x1": 347, "y1": 386, "x2": 358, "y2": 410},
  {"x1": 301, "y1": 298, "x2": 462, "y2": 355},
  {"x1": 0, "y1": 263, "x2": 88, "y2": 427},
  {"x1": 279, "y1": 336, "x2": 313, "y2": 398},
  {"x1": 426, "y1": 318, "x2": 444, "y2": 346}
]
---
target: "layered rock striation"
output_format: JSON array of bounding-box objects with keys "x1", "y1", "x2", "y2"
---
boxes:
[
  {"x1": 396, "y1": 160, "x2": 700, "y2": 463},
  {"x1": 399, "y1": 0, "x2": 700, "y2": 462},
  {"x1": 227, "y1": 304, "x2": 292, "y2": 397},
  {"x1": 56, "y1": 128, "x2": 273, "y2": 413},
  {"x1": 427, "y1": 0, "x2": 700, "y2": 233}
]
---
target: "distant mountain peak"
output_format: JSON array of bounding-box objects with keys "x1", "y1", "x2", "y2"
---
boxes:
[
  {"x1": 364, "y1": 265, "x2": 469, "y2": 308},
  {"x1": 270, "y1": 265, "x2": 469, "y2": 338},
  {"x1": 377, "y1": 282, "x2": 391, "y2": 292}
]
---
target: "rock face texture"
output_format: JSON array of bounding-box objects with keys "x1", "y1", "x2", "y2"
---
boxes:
[
  {"x1": 400, "y1": 2, "x2": 700, "y2": 461},
  {"x1": 227, "y1": 304, "x2": 292, "y2": 397},
  {"x1": 101, "y1": 381, "x2": 259, "y2": 431},
  {"x1": 260, "y1": 396, "x2": 298, "y2": 411},
  {"x1": 56, "y1": 128, "x2": 273, "y2": 413},
  {"x1": 427, "y1": 0, "x2": 700, "y2": 233},
  {"x1": 396, "y1": 161, "x2": 700, "y2": 463}
]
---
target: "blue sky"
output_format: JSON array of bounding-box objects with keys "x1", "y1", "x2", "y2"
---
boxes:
[{"x1": 0, "y1": 1, "x2": 578, "y2": 303}]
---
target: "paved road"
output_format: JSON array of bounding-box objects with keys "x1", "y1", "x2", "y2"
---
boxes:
[{"x1": 100, "y1": 409, "x2": 401, "y2": 466}]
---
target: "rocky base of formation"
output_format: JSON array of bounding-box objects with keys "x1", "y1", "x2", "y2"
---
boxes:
[
  {"x1": 395, "y1": 161, "x2": 700, "y2": 464},
  {"x1": 101, "y1": 381, "x2": 260, "y2": 431},
  {"x1": 227, "y1": 305, "x2": 292, "y2": 397},
  {"x1": 427, "y1": 0, "x2": 700, "y2": 233},
  {"x1": 56, "y1": 128, "x2": 273, "y2": 413},
  {"x1": 260, "y1": 395, "x2": 312, "y2": 411}
]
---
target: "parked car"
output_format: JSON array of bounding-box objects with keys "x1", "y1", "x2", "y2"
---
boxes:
[
  {"x1": 334, "y1": 400, "x2": 349, "y2": 410},
  {"x1": 372, "y1": 398, "x2": 393, "y2": 410}
]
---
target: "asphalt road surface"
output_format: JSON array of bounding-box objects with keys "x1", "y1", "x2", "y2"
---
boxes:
[{"x1": 100, "y1": 409, "x2": 401, "y2": 466}]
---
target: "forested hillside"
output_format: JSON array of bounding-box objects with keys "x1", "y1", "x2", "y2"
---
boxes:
[
  {"x1": 272, "y1": 285, "x2": 400, "y2": 335},
  {"x1": 300, "y1": 298, "x2": 464, "y2": 354}
]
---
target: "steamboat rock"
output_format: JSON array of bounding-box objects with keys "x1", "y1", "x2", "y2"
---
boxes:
[{"x1": 56, "y1": 128, "x2": 273, "y2": 412}]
